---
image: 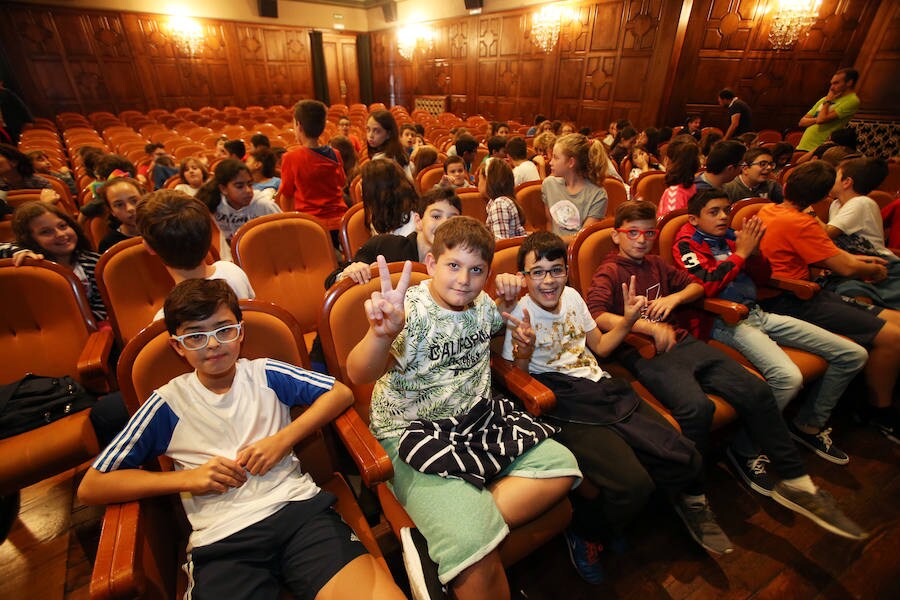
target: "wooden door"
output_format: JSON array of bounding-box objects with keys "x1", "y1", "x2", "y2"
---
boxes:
[{"x1": 322, "y1": 33, "x2": 359, "y2": 106}]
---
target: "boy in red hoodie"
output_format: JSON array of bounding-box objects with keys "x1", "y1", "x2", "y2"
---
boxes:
[{"x1": 279, "y1": 100, "x2": 347, "y2": 232}]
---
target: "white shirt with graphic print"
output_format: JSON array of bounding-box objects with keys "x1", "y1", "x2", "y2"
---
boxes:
[{"x1": 369, "y1": 281, "x2": 504, "y2": 439}]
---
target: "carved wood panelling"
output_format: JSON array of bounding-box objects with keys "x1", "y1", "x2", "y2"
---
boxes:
[{"x1": 0, "y1": 3, "x2": 319, "y2": 116}]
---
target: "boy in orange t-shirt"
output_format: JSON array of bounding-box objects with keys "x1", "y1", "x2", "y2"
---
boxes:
[{"x1": 757, "y1": 161, "x2": 900, "y2": 443}]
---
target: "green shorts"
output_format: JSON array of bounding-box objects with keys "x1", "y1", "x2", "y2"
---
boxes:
[{"x1": 381, "y1": 436, "x2": 581, "y2": 584}]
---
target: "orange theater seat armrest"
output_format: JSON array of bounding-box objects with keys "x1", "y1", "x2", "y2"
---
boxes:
[
  {"x1": 700, "y1": 298, "x2": 749, "y2": 325},
  {"x1": 78, "y1": 328, "x2": 114, "y2": 393},
  {"x1": 333, "y1": 407, "x2": 394, "y2": 488},
  {"x1": 768, "y1": 277, "x2": 820, "y2": 300},
  {"x1": 491, "y1": 357, "x2": 556, "y2": 416},
  {"x1": 624, "y1": 332, "x2": 657, "y2": 359}
]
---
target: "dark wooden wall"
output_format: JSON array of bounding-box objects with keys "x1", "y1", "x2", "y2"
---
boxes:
[
  {"x1": 370, "y1": 0, "x2": 893, "y2": 132},
  {"x1": 0, "y1": 3, "x2": 317, "y2": 117}
]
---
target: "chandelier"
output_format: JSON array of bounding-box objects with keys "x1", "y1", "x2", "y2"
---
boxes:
[
  {"x1": 768, "y1": 0, "x2": 821, "y2": 50},
  {"x1": 530, "y1": 5, "x2": 575, "y2": 53},
  {"x1": 396, "y1": 24, "x2": 435, "y2": 61},
  {"x1": 168, "y1": 15, "x2": 204, "y2": 56}
]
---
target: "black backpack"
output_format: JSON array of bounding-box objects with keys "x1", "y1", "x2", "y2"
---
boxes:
[{"x1": 0, "y1": 375, "x2": 95, "y2": 439}]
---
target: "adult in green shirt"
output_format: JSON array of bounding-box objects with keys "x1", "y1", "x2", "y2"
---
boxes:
[{"x1": 796, "y1": 68, "x2": 860, "y2": 152}]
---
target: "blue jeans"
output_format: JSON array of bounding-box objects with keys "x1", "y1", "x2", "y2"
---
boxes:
[{"x1": 711, "y1": 306, "x2": 868, "y2": 456}]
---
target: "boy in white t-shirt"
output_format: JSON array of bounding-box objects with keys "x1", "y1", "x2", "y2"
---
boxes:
[
  {"x1": 136, "y1": 190, "x2": 256, "y2": 322},
  {"x1": 498, "y1": 231, "x2": 731, "y2": 583},
  {"x1": 79, "y1": 279, "x2": 403, "y2": 599}
]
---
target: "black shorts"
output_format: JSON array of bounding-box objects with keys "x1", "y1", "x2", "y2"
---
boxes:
[
  {"x1": 186, "y1": 492, "x2": 367, "y2": 600},
  {"x1": 760, "y1": 289, "x2": 885, "y2": 348}
]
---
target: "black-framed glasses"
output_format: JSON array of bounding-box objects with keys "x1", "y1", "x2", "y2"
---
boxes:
[
  {"x1": 744, "y1": 160, "x2": 774, "y2": 168},
  {"x1": 522, "y1": 265, "x2": 568, "y2": 280},
  {"x1": 616, "y1": 228, "x2": 658, "y2": 240},
  {"x1": 172, "y1": 323, "x2": 243, "y2": 350}
]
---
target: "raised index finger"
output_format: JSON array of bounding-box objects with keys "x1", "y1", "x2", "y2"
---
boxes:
[{"x1": 377, "y1": 255, "x2": 392, "y2": 294}]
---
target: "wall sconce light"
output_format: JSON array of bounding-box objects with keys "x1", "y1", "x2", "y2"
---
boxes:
[
  {"x1": 530, "y1": 4, "x2": 576, "y2": 54},
  {"x1": 168, "y1": 15, "x2": 204, "y2": 55},
  {"x1": 769, "y1": 0, "x2": 821, "y2": 50},
  {"x1": 396, "y1": 23, "x2": 434, "y2": 61}
]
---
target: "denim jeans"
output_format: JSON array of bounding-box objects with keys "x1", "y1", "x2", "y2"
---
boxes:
[{"x1": 712, "y1": 306, "x2": 868, "y2": 456}]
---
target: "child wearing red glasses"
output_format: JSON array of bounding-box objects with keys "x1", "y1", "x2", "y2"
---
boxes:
[{"x1": 586, "y1": 200, "x2": 867, "y2": 541}]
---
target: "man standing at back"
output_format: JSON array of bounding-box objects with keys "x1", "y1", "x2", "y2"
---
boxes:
[
  {"x1": 717, "y1": 89, "x2": 752, "y2": 140},
  {"x1": 797, "y1": 68, "x2": 860, "y2": 152}
]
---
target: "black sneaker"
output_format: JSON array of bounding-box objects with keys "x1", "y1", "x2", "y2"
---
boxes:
[
  {"x1": 400, "y1": 527, "x2": 446, "y2": 600},
  {"x1": 0, "y1": 491, "x2": 20, "y2": 544},
  {"x1": 725, "y1": 446, "x2": 774, "y2": 497},
  {"x1": 863, "y1": 409, "x2": 900, "y2": 445},
  {"x1": 563, "y1": 528, "x2": 606, "y2": 584},
  {"x1": 673, "y1": 497, "x2": 734, "y2": 555},
  {"x1": 789, "y1": 423, "x2": 849, "y2": 465},
  {"x1": 772, "y1": 482, "x2": 868, "y2": 540}
]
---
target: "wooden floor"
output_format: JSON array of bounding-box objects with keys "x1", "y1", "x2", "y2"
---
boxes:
[{"x1": 1, "y1": 413, "x2": 897, "y2": 600}]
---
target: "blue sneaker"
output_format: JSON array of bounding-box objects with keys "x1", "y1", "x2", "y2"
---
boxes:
[{"x1": 563, "y1": 528, "x2": 605, "y2": 584}]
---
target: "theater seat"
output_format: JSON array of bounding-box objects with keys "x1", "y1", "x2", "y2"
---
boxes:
[
  {"x1": 0, "y1": 258, "x2": 113, "y2": 497},
  {"x1": 231, "y1": 212, "x2": 338, "y2": 351},
  {"x1": 515, "y1": 180, "x2": 547, "y2": 233},
  {"x1": 318, "y1": 262, "x2": 571, "y2": 570},
  {"x1": 90, "y1": 301, "x2": 390, "y2": 600},
  {"x1": 339, "y1": 202, "x2": 371, "y2": 259}
]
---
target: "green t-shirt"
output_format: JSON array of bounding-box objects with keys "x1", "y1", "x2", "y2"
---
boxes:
[
  {"x1": 797, "y1": 93, "x2": 859, "y2": 151},
  {"x1": 369, "y1": 281, "x2": 504, "y2": 439}
]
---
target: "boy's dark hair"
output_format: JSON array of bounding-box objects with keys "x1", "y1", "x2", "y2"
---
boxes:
[
  {"x1": 487, "y1": 136, "x2": 507, "y2": 155},
  {"x1": 784, "y1": 161, "x2": 836, "y2": 209},
  {"x1": 829, "y1": 127, "x2": 857, "y2": 149},
  {"x1": 491, "y1": 122, "x2": 509, "y2": 135},
  {"x1": 835, "y1": 67, "x2": 859, "y2": 86},
  {"x1": 137, "y1": 190, "x2": 212, "y2": 269},
  {"x1": 705, "y1": 140, "x2": 746, "y2": 174},
  {"x1": 771, "y1": 142, "x2": 794, "y2": 164},
  {"x1": 579, "y1": 127, "x2": 592, "y2": 136},
  {"x1": 82, "y1": 149, "x2": 105, "y2": 176},
  {"x1": 431, "y1": 216, "x2": 495, "y2": 264},
  {"x1": 223, "y1": 139, "x2": 246, "y2": 158},
  {"x1": 737, "y1": 132, "x2": 757, "y2": 147},
  {"x1": 12, "y1": 201, "x2": 91, "y2": 256},
  {"x1": 250, "y1": 148, "x2": 276, "y2": 178},
  {"x1": 615, "y1": 118, "x2": 632, "y2": 130},
  {"x1": 718, "y1": 88, "x2": 736, "y2": 100},
  {"x1": 685, "y1": 114, "x2": 701, "y2": 125},
  {"x1": 250, "y1": 133, "x2": 270, "y2": 148},
  {"x1": 506, "y1": 137, "x2": 528, "y2": 160},
  {"x1": 144, "y1": 142, "x2": 164, "y2": 155},
  {"x1": 658, "y1": 126, "x2": 674, "y2": 143},
  {"x1": 400, "y1": 123, "x2": 417, "y2": 135},
  {"x1": 164, "y1": 278, "x2": 242, "y2": 335},
  {"x1": 517, "y1": 231, "x2": 566, "y2": 271},
  {"x1": 97, "y1": 154, "x2": 137, "y2": 179},
  {"x1": 700, "y1": 131, "x2": 723, "y2": 158},
  {"x1": 838, "y1": 157, "x2": 888, "y2": 195},
  {"x1": 742, "y1": 147, "x2": 773, "y2": 167},
  {"x1": 533, "y1": 115, "x2": 547, "y2": 125},
  {"x1": 293, "y1": 100, "x2": 327, "y2": 139},
  {"x1": 414, "y1": 123, "x2": 425, "y2": 135},
  {"x1": 0, "y1": 143, "x2": 36, "y2": 177},
  {"x1": 443, "y1": 155, "x2": 465, "y2": 173},
  {"x1": 614, "y1": 200, "x2": 657, "y2": 228},
  {"x1": 417, "y1": 187, "x2": 462, "y2": 216},
  {"x1": 665, "y1": 137, "x2": 701, "y2": 188},
  {"x1": 455, "y1": 134, "x2": 478, "y2": 157},
  {"x1": 687, "y1": 188, "x2": 729, "y2": 216}
]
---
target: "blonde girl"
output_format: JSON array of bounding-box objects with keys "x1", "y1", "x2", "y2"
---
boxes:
[{"x1": 541, "y1": 133, "x2": 609, "y2": 242}]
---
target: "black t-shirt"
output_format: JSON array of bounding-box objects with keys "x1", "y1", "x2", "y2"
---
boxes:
[{"x1": 728, "y1": 99, "x2": 753, "y2": 136}]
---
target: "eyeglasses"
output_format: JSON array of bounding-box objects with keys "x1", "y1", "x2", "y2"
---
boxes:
[
  {"x1": 522, "y1": 265, "x2": 568, "y2": 280},
  {"x1": 744, "y1": 160, "x2": 774, "y2": 168},
  {"x1": 616, "y1": 228, "x2": 658, "y2": 240},
  {"x1": 172, "y1": 323, "x2": 243, "y2": 351}
]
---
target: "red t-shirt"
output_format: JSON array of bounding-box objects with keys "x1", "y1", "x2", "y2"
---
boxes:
[
  {"x1": 757, "y1": 203, "x2": 839, "y2": 281},
  {"x1": 279, "y1": 146, "x2": 347, "y2": 223}
]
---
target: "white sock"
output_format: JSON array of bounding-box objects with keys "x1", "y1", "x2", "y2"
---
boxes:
[
  {"x1": 682, "y1": 493, "x2": 707, "y2": 507},
  {"x1": 781, "y1": 475, "x2": 816, "y2": 494}
]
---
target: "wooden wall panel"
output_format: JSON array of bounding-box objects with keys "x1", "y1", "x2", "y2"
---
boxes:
[
  {"x1": 854, "y1": 0, "x2": 900, "y2": 119},
  {"x1": 0, "y1": 3, "x2": 323, "y2": 117},
  {"x1": 667, "y1": 0, "x2": 881, "y2": 132}
]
